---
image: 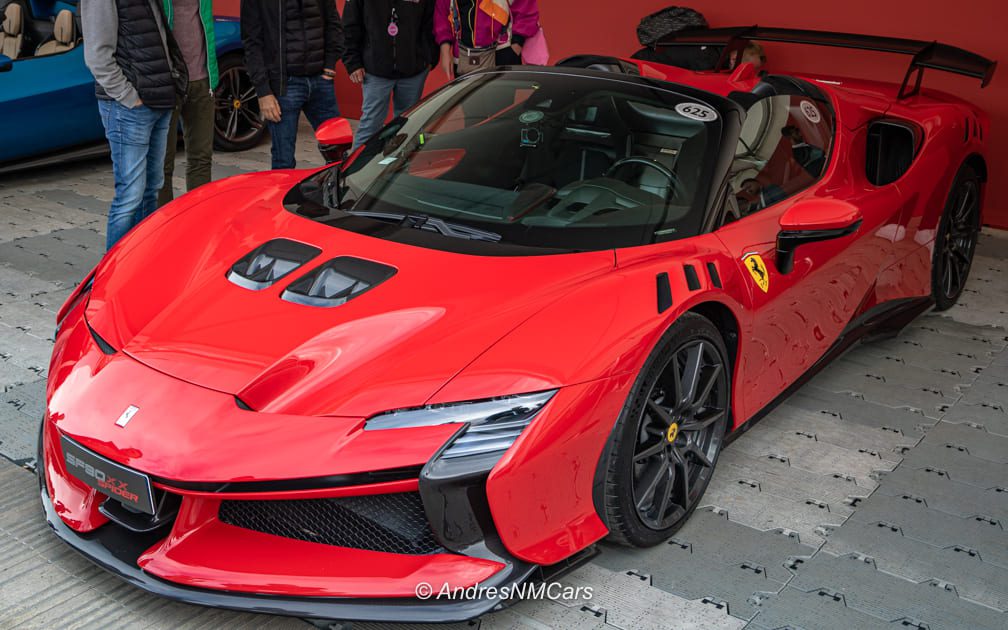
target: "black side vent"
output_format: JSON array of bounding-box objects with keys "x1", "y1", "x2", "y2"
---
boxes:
[
  {"x1": 87, "y1": 323, "x2": 116, "y2": 355},
  {"x1": 706, "y1": 262, "x2": 722, "y2": 288},
  {"x1": 684, "y1": 264, "x2": 701, "y2": 291},
  {"x1": 282, "y1": 257, "x2": 397, "y2": 307},
  {"x1": 656, "y1": 272, "x2": 673, "y2": 313},
  {"x1": 228, "y1": 239, "x2": 322, "y2": 291}
]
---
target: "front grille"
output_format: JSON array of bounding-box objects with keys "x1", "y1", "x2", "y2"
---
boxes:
[{"x1": 218, "y1": 492, "x2": 444, "y2": 555}]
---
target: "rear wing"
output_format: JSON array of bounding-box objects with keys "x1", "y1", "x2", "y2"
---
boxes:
[{"x1": 654, "y1": 26, "x2": 996, "y2": 99}]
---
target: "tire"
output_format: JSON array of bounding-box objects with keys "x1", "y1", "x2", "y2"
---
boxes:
[
  {"x1": 601, "y1": 313, "x2": 730, "y2": 547},
  {"x1": 932, "y1": 164, "x2": 981, "y2": 311},
  {"x1": 213, "y1": 53, "x2": 267, "y2": 152}
]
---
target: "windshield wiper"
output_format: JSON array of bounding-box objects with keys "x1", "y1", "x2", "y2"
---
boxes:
[{"x1": 345, "y1": 210, "x2": 502, "y2": 243}]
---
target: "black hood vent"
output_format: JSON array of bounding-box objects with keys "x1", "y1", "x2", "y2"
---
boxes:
[
  {"x1": 282, "y1": 257, "x2": 397, "y2": 307},
  {"x1": 227, "y1": 239, "x2": 322, "y2": 291}
]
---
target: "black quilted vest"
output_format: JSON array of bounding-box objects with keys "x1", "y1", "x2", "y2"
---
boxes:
[
  {"x1": 94, "y1": 0, "x2": 187, "y2": 109},
  {"x1": 284, "y1": 0, "x2": 326, "y2": 77}
]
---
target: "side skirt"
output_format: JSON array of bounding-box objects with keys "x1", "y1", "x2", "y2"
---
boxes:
[{"x1": 726, "y1": 296, "x2": 934, "y2": 444}]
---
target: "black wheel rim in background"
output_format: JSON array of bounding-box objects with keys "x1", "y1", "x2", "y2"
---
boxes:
[
  {"x1": 214, "y1": 66, "x2": 263, "y2": 146},
  {"x1": 940, "y1": 178, "x2": 980, "y2": 300}
]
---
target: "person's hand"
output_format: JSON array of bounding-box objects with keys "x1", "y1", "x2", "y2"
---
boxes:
[
  {"x1": 132, "y1": 98, "x2": 144, "y2": 108},
  {"x1": 440, "y1": 42, "x2": 453, "y2": 80},
  {"x1": 322, "y1": 68, "x2": 336, "y2": 81},
  {"x1": 511, "y1": 43, "x2": 523, "y2": 57},
  {"x1": 349, "y1": 68, "x2": 365, "y2": 84},
  {"x1": 259, "y1": 94, "x2": 281, "y2": 123}
]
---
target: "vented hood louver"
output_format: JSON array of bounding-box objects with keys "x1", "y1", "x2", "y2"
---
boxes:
[
  {"x1": 282, "y1": 257, "x2": 397, "y2": 307},
  {"x1": 227, "y1": 239, "x2": 322, "y2": 290}
]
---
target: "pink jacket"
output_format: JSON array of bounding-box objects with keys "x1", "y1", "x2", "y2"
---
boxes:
[{"x1": 434, "y1": 0, "x2": 540, "y2": 50}]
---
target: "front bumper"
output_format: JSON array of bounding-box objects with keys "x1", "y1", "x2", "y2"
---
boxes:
[{"x1": 39, "y1": 433, "x2": 537, "y2": 623}]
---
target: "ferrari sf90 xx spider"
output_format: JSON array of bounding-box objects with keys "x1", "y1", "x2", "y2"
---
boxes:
[{"x1": 39, "y1": 27, "x2": 995, "y2": 622}]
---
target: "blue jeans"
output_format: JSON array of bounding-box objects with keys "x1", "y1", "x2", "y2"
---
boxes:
[
  {"x1": 97, "y1": 99, "x2": 172, "y2": 250},
  {"x1": 269, "y1": 74, "x2": 340, "y2": 169},
  {"x1": 354, "y1": 69, "x2": 429, "y2": 149}
]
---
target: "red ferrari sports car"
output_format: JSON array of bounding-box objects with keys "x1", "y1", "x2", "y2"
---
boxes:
[{"x1": 40, "y1": 28, "x2": 994, "y2": 622}]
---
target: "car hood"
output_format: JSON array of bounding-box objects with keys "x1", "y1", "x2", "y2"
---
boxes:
[{"x1": 85, "y1": 177, "x2": 614, "y2": 418}]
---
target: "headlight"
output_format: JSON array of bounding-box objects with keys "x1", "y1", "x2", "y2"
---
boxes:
[{"x1": 365, "y1": 390, "x2": 556, "y2": 460}]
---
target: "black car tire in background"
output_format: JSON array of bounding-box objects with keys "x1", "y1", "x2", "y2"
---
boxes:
[
  {"x1": 214, "y1": 53, "x2": 267, "y2": 152},
  {"x1": 932, "y1": 163, "x2": 981, "y2": 311},
  {"x1": 600, "y1": 312, "x2": 730, "y2": 547}
]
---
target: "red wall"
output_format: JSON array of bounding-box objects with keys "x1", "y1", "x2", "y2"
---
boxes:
[{"x1": 216, "y1": 0, "x2": 1006, "y2": 227}]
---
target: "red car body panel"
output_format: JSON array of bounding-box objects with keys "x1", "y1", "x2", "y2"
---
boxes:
[{"x1": 40, "y1": 50, "x2": 991, "y2": 619}]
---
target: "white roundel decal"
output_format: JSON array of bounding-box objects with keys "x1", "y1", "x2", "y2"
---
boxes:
[
  {"x1": 675, "y1": 102, "x2": 719, "y2": 122},
  {"x1": 800, "y1": 100, "x2": 822, "y2": 124}
]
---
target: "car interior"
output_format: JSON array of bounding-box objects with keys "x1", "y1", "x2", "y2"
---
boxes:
[
  {"x1": 722, "y1": 92, "x2": 833, "y2": 224},
  {"x1": 0, "y1": 1, "x2": 80, "y2": 60},
  {"x1": 398, "y1": 83, "x2": 712, "y2": 230}
]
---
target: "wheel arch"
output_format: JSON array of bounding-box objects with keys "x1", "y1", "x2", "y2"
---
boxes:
[
  {"x1": 964, "y1": 153, "x2": 987, "y2": 183},
  {"x1": 687, "y1": 301, "x2": 740, "y2": 392}
]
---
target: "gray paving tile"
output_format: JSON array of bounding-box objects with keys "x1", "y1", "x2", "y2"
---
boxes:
[
  {"x1": 593, "y1": 509, "x2": 814, "y2": 621},
  {"x1": 0, "y1": 379, "x2": 44, "y2": 466},
  {"x1": 747, "y1": 585, "x2": 893, "y2": 630},
  {"x1": 0, "y1": 228, "x2": 102, "y2": 287},
  {"x1": 787, "y1": 553, "x2": 1007, "y2": 629},
  {"x1": 785, "y1": 387, "x2": 936, "y2": 439},
  {"x1": 873, "y1": 465, "x2": 1008, "y2": 524},
  {"x1": 820, "y1": 517, "x2": 1008, "y2": 611},
  {"x1": 843, "y1": 492, "x2": 1008, "y2": 569},
  {"x1": 898, "y1": 436, "x2": 1008, "y2": 490},
  {"x1": 728, "y1": 421, "x2": 895, "y2": 490},
  {"x1": 940, "y1": 401, "x2": 1008, "y2": 436}
]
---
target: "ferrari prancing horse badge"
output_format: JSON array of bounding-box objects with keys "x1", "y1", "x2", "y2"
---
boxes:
[{"x1": 744, "y1": 254, "x2": 770, "y2": 293}]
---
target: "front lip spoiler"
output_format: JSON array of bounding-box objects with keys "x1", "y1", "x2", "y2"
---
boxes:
[{"x1": 38, "y1": 484, "x2": 537, "y2": 623}]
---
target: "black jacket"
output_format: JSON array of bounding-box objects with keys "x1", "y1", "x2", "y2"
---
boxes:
[
  {"x1": 342, "y1": 0, "x2": 436, "y2": 79},
  {"x1": 94, "y1": 0, "x2": 187, "y2": 109},
  {"x1": 241, "y1": 0, "x2": 345, "y2": 98}
]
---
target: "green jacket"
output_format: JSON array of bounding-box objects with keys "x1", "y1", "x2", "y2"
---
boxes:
[{"x1": 162, "y1": 0, "x2": 219, "y2": 90}]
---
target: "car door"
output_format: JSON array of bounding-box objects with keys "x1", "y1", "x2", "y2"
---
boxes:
[
  {"x1": 0, "y1": 45, "x2": 103, "y2": 165},
  {"x1": 715, "y1": 93, "x2": 899, "y2": 419}
]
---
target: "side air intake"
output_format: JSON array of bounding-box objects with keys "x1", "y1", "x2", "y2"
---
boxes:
[
  {"x1": 281, "y1": 257, "x2": 397, "y2": 307},
  {"x1": 227, "y1": 239, "x2": 322, "y2": 291}
]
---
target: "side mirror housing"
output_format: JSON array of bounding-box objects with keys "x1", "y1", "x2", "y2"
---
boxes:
[
  {"x1": 0, "y1": 55, "x2": 12, "y2": 72},
  {"x1": 776, "y1": 199, "x2": 862, "y2": 274},
  {"x1": 315, "y1": 117, "x2": 354, "y2": 163}
]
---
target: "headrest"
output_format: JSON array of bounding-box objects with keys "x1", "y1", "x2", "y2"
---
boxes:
[
  {"x1": 3, "y1": 3, "x2": 23, "y2": 35},
  {"x1": 53, "y1": 9, "x2": 74, "y2": 43}
]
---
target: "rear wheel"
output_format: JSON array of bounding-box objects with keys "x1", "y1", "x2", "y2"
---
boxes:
[
  {"x1": 932, "y1": 164, "x2": 981, "y2": 311},
  {"x1": 214, "y1": 54, "x2": 266, "y2": 152},
  {"x1": 602, "y1": 313, "x2": 730, "y2": 547}
]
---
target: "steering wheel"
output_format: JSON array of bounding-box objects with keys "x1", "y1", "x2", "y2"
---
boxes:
[{"x1": 605, "y1": 157, "x2": 686, "y2": 201}]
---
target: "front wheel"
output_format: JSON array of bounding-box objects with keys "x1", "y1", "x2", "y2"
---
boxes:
[
  {"x1": 213, "y1": 53, "x2": 267, "y2": 152},
  {"x1": 932, "y1": 164, "x2": 981, "y2": 311},
  {"x1": 601, "y1": 313, "x2": 730, "y2": 547}
]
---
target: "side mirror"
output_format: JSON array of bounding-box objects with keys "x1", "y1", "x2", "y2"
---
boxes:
[
  {"x1": 776, "y1": 199, "x2": 862, "y2": 274},
  {"x1": 0, "y1": 55, "x2": 12, "y2": 73},
  {"x1": 315, "y1": 117, "x2": 354, "y2": 163}
]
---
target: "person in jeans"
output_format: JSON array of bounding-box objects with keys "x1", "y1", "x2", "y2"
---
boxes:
[
  {"x1": 241, "y1": 0, "x2": 344, "y2": 169},
  {"x1": 343, "y1": 0, "x2": 436, "y2": 149},
  {"x1": 434, "y1": 0, "x2": 539, "y2": 79},
  {"x1": 81, "y1": 0, "x2": 186, "y2": 249},
  {"x1": 158, "y1": 0, "x2": 218, "y2": 206}
]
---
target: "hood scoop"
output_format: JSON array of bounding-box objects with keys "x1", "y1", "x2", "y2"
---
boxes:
[
  {"x1": 228, "y1": 239, "x2": 322, "y2": 291},
  {"x1": 281, "y1": 257, "x2": 397, "y2": 307}
]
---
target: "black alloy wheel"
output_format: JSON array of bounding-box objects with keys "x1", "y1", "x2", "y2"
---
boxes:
[
  {"x1": 602, "y1": 313, "x2": 730, "y2": 547},
  {"x1": 933, "y1": 164, "x2": 981, "y2": 310},
  {"x1": 214, "y1": 54, "x2": 266, "y2": 152}
]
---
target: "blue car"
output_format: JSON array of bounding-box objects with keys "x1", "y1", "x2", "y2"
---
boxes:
[{"x1": 0, "y1": 0, "x2": 265, "y2": 173}]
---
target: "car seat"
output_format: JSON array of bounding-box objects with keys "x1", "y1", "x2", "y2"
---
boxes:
[
  {"x1": 35, "y1": 9, "x2": 76, "y2": 56},
  {"x1": 0, "y1": 2, "x2": 24, "y2": 59}
]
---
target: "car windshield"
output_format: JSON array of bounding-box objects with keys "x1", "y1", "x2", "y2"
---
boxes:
[{"x1": 287, "y1": 70, "x2": 725, "y2": 254}]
